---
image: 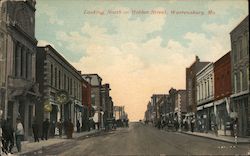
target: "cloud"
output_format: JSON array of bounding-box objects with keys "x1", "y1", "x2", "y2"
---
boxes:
[
  {"x1": 51, "y1": 4, "x2": 247, "y2": 121},
  {"x1": 37, "y1": 4, "x2": 64, "y2": 25}
]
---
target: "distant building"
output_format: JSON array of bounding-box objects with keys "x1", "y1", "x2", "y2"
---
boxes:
[
  {"x1": 186, "y1": 56, "x2": 210, "y2": 115},
  {"x1": 37, "y1": 45, "x2": 83, "y2": 134},
  {"x1": 151, "y1": 94, "x2": 167, "y2": 123},
  {"x1": 82, "y1": 74, "x2": 103, "y2": 128},
  {"x1": 174, "y1": 90, "x2": 186, "y2": 124},
  {"x1": 196, "y1": 62, "x2": 214, "y2": 132},
  {"x1": 230, "y1": 15, "x2": 249, "y2": 137},
  {"x1": 0, "y1": 0, "x2": 40, "y2": 139},
  {"x1": 144, "y1": 101, "x2": 154, "y2": 123},
  {"x1": 101, "y1": 83, "x2": 112, "y2": 118},
  {"x1": 82, "y1": 79, "x2": 91, "y2": 131}
]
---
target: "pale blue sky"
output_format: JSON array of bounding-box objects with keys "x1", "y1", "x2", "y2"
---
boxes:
[{"x1": 36, "y1": 0, "x2": 248, "y2": 121}]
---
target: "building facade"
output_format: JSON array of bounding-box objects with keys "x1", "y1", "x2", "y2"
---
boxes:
[
  {"x1": 174, "y1": 90, "x2": 186, "y2": 126},
  {"x1": 36, "y1": 45, "x2": 83, "y2": 134},
  {"x1": 82, "y1": 74, "x2": 103, "y2": 128},
  {"x1": 214, "y1": 52, "x2": 231, "y2": 135},
  {"x1": 196, "y1": 62, "x2": 214, "y2": 132},
  {"x1": 82, "y1": 79, "x2": 91, "y2": 131},
  {"x1": 186, "y1": 56, "x2": 210, "y2": 116},
  {"x1": 0, "y1": 0, "x2": 40, "y2": 138},
  {"x1": 151, "y1": 94, "x2": 166, "y2": 124},
  {"x1": 230, "y1": 15, "x2": 249, "y2": 137}
]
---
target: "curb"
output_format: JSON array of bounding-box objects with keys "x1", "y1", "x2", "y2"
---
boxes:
[
  {"x1": 179, "y1": 132, "x2": 250, "y2": 144},
  {"x1": 19, "y1": 130, "x2": 101, "y2": 156}
]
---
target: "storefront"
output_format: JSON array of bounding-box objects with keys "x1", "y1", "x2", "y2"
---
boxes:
[
  {"x1": 231, "y1": 93, "x2": 250, "y2": 137},
  {"x1": 197, "y1": 102, "x2": 214, "y2": 132},
  {"x1": 214, "y1": 98, "x2": 231, "y2": 136}
]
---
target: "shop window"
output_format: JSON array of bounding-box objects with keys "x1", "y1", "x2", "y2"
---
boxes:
[{"x1": 51, "y1": 64, "x2": 53, "y2": 86}]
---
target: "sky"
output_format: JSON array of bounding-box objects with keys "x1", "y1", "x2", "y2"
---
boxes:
[{"x1": 36, "y1": 0, "x2": 249, "y2": 121}]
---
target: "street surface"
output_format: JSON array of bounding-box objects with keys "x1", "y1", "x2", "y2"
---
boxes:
[{"x1": 24, "y1": 122, "x2": 250, "y2": 156}]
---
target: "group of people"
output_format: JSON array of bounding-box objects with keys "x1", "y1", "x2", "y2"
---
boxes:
[
  {"x1": 1, "y1": 117, "x2": 24, "y2": 154},
  {"x1": 32, "y1": 118, "x2": 75, "y2": 142},
  {"x1": 1, "y1": 117, "x2": 76, "y2": 154}
]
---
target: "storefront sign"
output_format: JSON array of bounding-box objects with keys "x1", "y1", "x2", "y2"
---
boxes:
[
  {"x1": 55, "y1": 90, "x2": 69, "y2": 104},
  {"x1": 44, "y1": 100, "x2": 52, "y2": 112}
]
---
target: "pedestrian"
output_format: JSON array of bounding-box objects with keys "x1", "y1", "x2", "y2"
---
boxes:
[
  {"x1": 191, "y1": 118, "x2": 195, "y2": 132},
  {"x1": 214, "y1": 123, "x2": 218, "y2": 137},
  {"x1": 76, "y1": 120, "x2": 80, "y2": 133},
  {"x1": 41, "y1": 118, "x2": 50, "y2": 140},
  {"x1": 1, "y1": 117, "x2": 14, "y2": 154},
  {"x1": 57, "y1": 119, "x2": 63, "y2": 137},
  {"x1": 32, "y1": 119, "x2": 39, "y2": 142},
  {"x1": 15, "y1": 117, "x2": 24, "y2": 152},
  {"x1": 50, "y1": 120, "x2": 56, "y2": 137},
  {"x1": 67, "y1": 119, "x2": 74, "y2": 139},
  {"x1": 174, "y1": 120, "x2": 179, "y2": 131},
  {"x1": 63, "y1": 119, "x2": 69, "y2": 135}
]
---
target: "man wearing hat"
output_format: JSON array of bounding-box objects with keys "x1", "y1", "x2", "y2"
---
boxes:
[{"x1": 15, "y1": 117, "x2": 24, "y2": 152}]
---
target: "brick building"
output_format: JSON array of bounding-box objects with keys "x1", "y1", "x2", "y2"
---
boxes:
[
  {"x1": 214, "y1": 52, "x2": 231, "y2": 135},
  {"x1": 186, "y1": 56, "x2": 210, "y2": 116}
]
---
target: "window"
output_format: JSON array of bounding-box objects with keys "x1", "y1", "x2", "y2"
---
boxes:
[
  {"x1": 201, "y1": 83, "x2": 203, "y2": 100},
  {"x1": 204, "y1": 81, "x2": 207, "y2": 98},
  {"x1": 234, "y1": 74, "x2": 237, "y2": 93},
  {"x1": 59, "y1": 70, "x2": 61, "y2": 89},
  {"x1": 197, "y1": 84, "x2": 199, "y2": 101},
  {"x1": 247, "y1": 32, "x2": 249, "y2": 55},
  {"x1": 55, "y1": 67, "x2": 57, "y2": 88},
  {"x1": 91, "y1": 94, "x2": 95, "y2": 106},
  {"x1": 64, "y1": 74, "x2": 66, "y2": 89},
  {"x1": 15, "y1": 43, "x2": 19, "y2": 77},
  {"x1": 207, "y1": 78, "x2": 210, "y2": 97},
  {"x1": 51, "y1": 64, "x2": 53, "y2": 86},
  {"x1": 25, "y1": 52, "x2": 29, "y2": 78},
  {"x1": 67, "y1": 77, "x2": 70, "y2": 92},
  {"x1": 233, "y1": 43, "x2": 237, "y2": 63},
  {"x1": 244, "y1": 32, "x2": 249, "y2": 55},
  {"x1": 240, "y1": 71, "x2": 243, "y2": 91},
  {"x1": 239, "y1": 38, "x2": 243, "y2": 59},
  {"x1": 247, "y1": 67, "x2": 249, "y2": 87},
  {"x1": 211, "y1": 77, "x2": 213, "y2": 96},
  {"x1": 20, "y1": 47, "x2": 23, "y2": 77},
  {"x1": 70, "y1": 78, "x2": 72, "y2": 95}
]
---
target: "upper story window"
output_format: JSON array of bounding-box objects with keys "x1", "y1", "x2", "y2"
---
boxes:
[
  {"x1": 55, "y1": 67, "x2": 57, "y2": 88},
  {"x1": 51, "y1": 64, "x2": 53, "y2": 86},
  {"x1": 234, "y1": 73, "x2": 237, "y2": 93},
  {"x1": 239, "y1": 38, "x2": 243, "y2": 59},
  {"x1": 247, "y1": 67, "x2": 249, "y2": 88},
  {"x1": 240, "y1": 71, "x2": 243, "y2": 92},
  {"x1": 233, "y1": 43, "x2": 237, "y2": 63},
  {"x1": 59, "y1": 70, "x2": 61, "y2": 89}
]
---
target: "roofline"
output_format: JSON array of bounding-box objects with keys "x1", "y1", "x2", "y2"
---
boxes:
[
  {"x1": 37, "y1": 45, "x2": 83, "y2": 79},
  {"x1": 230, "y1": 15, "x2": 249, "y2": 34},
  {"x1": 82, "y1": 74, "x2": 103, "y2": 81}
]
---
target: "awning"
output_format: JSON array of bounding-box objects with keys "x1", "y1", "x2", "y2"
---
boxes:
[
  {"x1": 197, "y1": 106, "x2": 203, "y2": 111},
  {"x1": 204, "y1": 102, "x2": 214, "y2": 108},
  {"x1": 214, "y1": 99, "x2": 225, "y2": 106}
]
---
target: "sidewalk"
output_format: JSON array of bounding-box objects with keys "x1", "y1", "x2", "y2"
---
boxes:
[
  {"x1": 6, "y1": 130, "x2": 100, "y2": 156},
  {"x1": 180, "y1": 131, "x2": 250, "y2": 144}
]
